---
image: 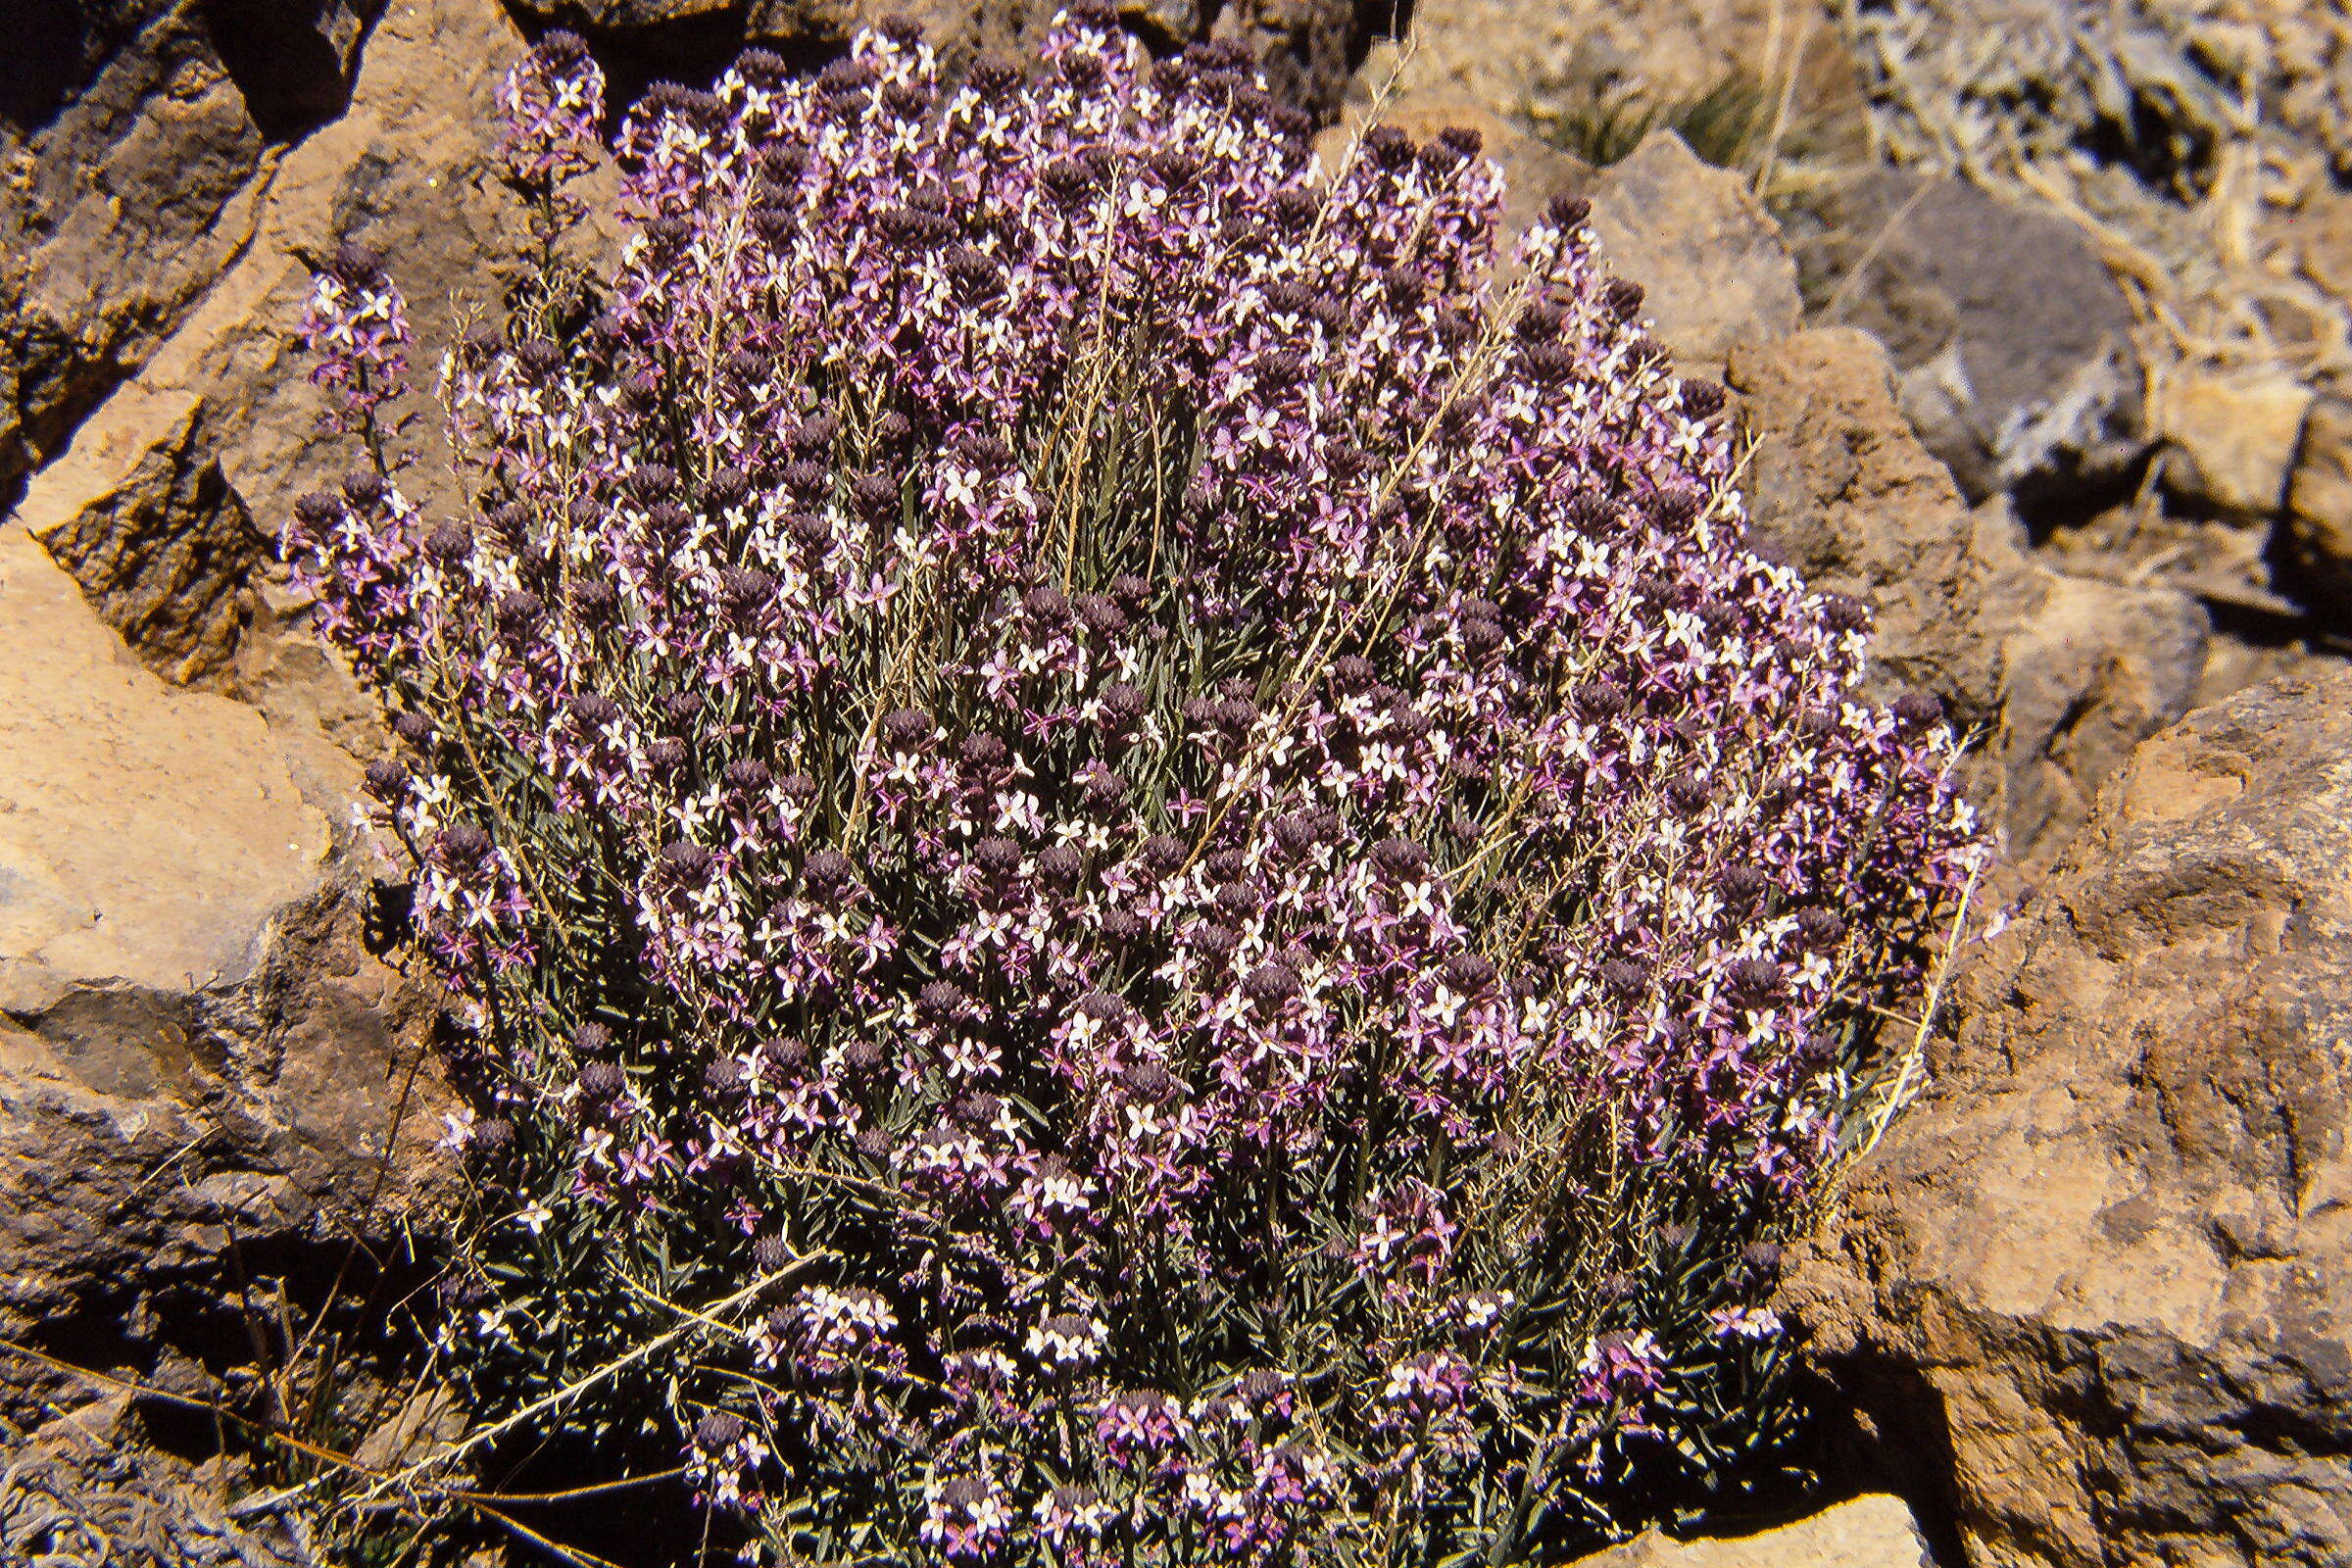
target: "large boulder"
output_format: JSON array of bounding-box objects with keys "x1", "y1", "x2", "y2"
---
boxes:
[
  {"x1": 0, "y1": 518, "x2": 454, "y2": 1413},
  {"x1": 1781, "y1": 171, "x2": 2146, "y2": 514},
  {"x1": 0, "y1": 0, "x2": 385, "y2": 511},
  {"x1": 1587, "y1": 131, "x2": 1801, "y2": 375},
  {"x1": 1570, "y1": 1494, "x2": 1935, "y2": 1568},
  {"x1": 1729, "y1": 327, "x2": 2211, "y2": 875},
  {"x1": 1787, "y1": 666, "x2": 2352, "y2": 1568},
  {"x1": 13, "y1": 0, "x2": 558, "y2": 779}
]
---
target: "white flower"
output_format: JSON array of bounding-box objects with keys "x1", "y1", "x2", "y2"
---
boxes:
[
  {"x1": 436, "y1": 1106, "x2": 477, "y2": 1151},
  {"x1": 1708, "y1": 1306, "x2": 1783, "y2": 1340}
]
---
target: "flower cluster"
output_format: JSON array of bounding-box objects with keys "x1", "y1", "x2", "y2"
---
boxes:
[
  {"x1": 289, "y1": 9, "x2": 1981, "y2": 1564},
  {"x1": 496, "y1": 26, "x2": 606, "y2": 244},
  {"x1": 299, "y1": 241, "x2": 412, "y2": 438}
]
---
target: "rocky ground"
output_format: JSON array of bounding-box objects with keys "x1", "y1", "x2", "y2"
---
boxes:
[{"x1": 2, "y1": 0, "x2": 2347, "y2": 1563}]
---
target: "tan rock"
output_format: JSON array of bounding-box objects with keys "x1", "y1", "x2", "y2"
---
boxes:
[
  {"x1": 0, "y1": 0, "x2": 377, "y2": 499},
  {"x1": 0, "y1": 518, "x2": 453, "y2": 1332},
  {"x1": 2155, "y1": 368, "x2": 2315, "y2": 518},
  {"x1": 1572, "y1": 1494, "x2": 1933, "y2": 1568},
  {"x1": 25, "y1": 393, "x2": 257, "y2": 687},
  {"x1": 2283, "y1": 393, "x2": 2352, "y2": 623},
  {"x1": 1787, "y1": 666, "x2": 2352, "y2": 1568},
  {"x1": 13, "y1": 0, "x2": 558, "y2": 788},
  {"x1": 0, "y1": 523, "x2": 324, "y2": 1017},
  {"x1": 2296, "y1": 188, "x2": 2352, "y2": 307},
  {"x1": 1993, "y1": 568, "x2": 2213, "y2": 873},
  {"x1": 1587, "y1": 131, "x2": 1801, "y2": 373},
  {"x1": 1386, "y1": 0, "x2": 1866, "y2": 160},
  {"x1": 93, "y1": 0, "x2": 544, "y2": 539}
]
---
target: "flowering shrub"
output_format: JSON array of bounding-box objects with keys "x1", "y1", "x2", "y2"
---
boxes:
[{"x1": 287, "y1": 8, "x2": 1981, "y2": 1564}]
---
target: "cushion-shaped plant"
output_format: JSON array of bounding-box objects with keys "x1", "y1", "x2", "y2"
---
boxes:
[{"x1": 288, "y1": 9, "x2": 1980, "y2": 1563}]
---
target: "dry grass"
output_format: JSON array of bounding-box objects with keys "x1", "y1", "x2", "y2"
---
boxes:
[{"x1": 1833, "y1": 0, "x2": 2352, "y2": 411}]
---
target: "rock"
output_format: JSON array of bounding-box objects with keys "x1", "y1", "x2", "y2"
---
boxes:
[
  {"x1": 27, "y1": 394, "x2": 257, "y2": 686},
  {"x1": 0, "y1": 1391, "x2": 320, "y2": 1567},
  {"x1": 1731, "y1": 329, "x2": 2032, "y2": 716},
  {"x1": 1786, "y1": 171, "x2": 2146, "y2": 512},
  {"x1": 1587, "y1": 130, "x2": 1800, "y2": 373},
  {"x1": 14, "y1": 0, "x2": 559, "y2": 780},
  {"x1": 0, "y1": 321, "x2": 24, "y2": 515},
  {"x1": 1728, "y1": 327, "x2": 2211, "y2": 877},
  {"x1": 1572, "y1": 1494, "x2": 1935, "y2": 1568},
  {"x1": 2155, "y1": 367, "x2": 2315, "y2": 519},
  {"x1": 1993, "y1": 569, "x2": 2214, "y2": 873},
  {"x1": 2283, "y1": 394, "x2": 2352, "y2": 624},
  {"x1": 2034, "y1": 493, "x2": 2292, "y2": 621},
  {"x1": 2293, "y1": 188, "x2": 2352, "y2": 308},
  {"x1": 0, "y1": 518, "x2": 454, "y2": 1396},
  {"x1": 1786, "y1": 666, "x2": 2352, "y2": 1568},
  {"x1": 0, "y1": 0, "x2": 385, "y2": 506},
  {"x1": 0, "y1": 525, "x2": 323, "y2": 1019}
]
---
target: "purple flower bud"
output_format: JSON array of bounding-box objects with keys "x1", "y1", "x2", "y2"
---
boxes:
[
  {"x1": 1438, "y1": 952, "x2": 1495, "y2": 996},
  {"x1": 1664, "y1": 773, "x2": 1711, "y2": 816},
  {"x1": 721, "y1": 759, "x2": 772, "y2": 794},
  {"x1": 435, "y1": 823, "x2": 495, "y2": 866},
  {"x1": 1364, "y1": 124, "x2": 1417, "y2": 170},
  {"x1": 424, "y1": 523, "x2": 472, "y2": 564},
  {"x1": 917, "y1": 981, "x2": 972, "y2": 1024},
  {"x1": 364, "y1": 758, "x2": 409, "y2": 802},
  {"x1": 1036, "y1": 843, "x2": 1084, "y2": 892},
  {"x1": 1720, "y1": 863, "x2": 1770, "y2": 905},
  {"x1": 328, "y1": 241, "x2": 385, "y2": 285},
  {"x1": 578, "y1": 1058, "x2": 626, "y2": 1100},
  {"x1": 694, "y1": 1409, "x2": 747, "y2": 1450},
  {"x1": 1725, "y1": 956, "x2": 1785, "y2": 1004},
  {"x1": 570, "y1": 578, "x2": 619, "y2": 623},
  {"x1": 1819, "y1": 593, "x2": 1872, "y2": 633},
  {"x1": 970, "y1": 837, "x2": 1022, "y2": 883},
  {"x1": 1681, "y1": 378, "x2": 1729, "y2": 419},
  {"x1": 957, "y1": 732, "x2": 1008, "y2": 772},
  {"x1": 1599, "y1": 958, "x2": 1649, "y2": 999},
  {"x1": 1119, "y1": 1059, "x2": 1180, "y2": 1104},
  {"x1": 1370, "y1": 837, "x2": 1430, "y2": 882},
  {"x1": 1243, "y1": 960, "x2": 1300, "y2": 1006},
  {"x1": 1892, "y1": 690, "x2": 1945, "y2": 732},
  {"x1": 660, "y1": 840, "x2": 714, "y2": 882},
  {"x1": 803, "y1": 849, "x2": 857, "y2": 900},
  {"x1": 1796, "y1": 906, "x2": 1846, "y2": 950}
]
